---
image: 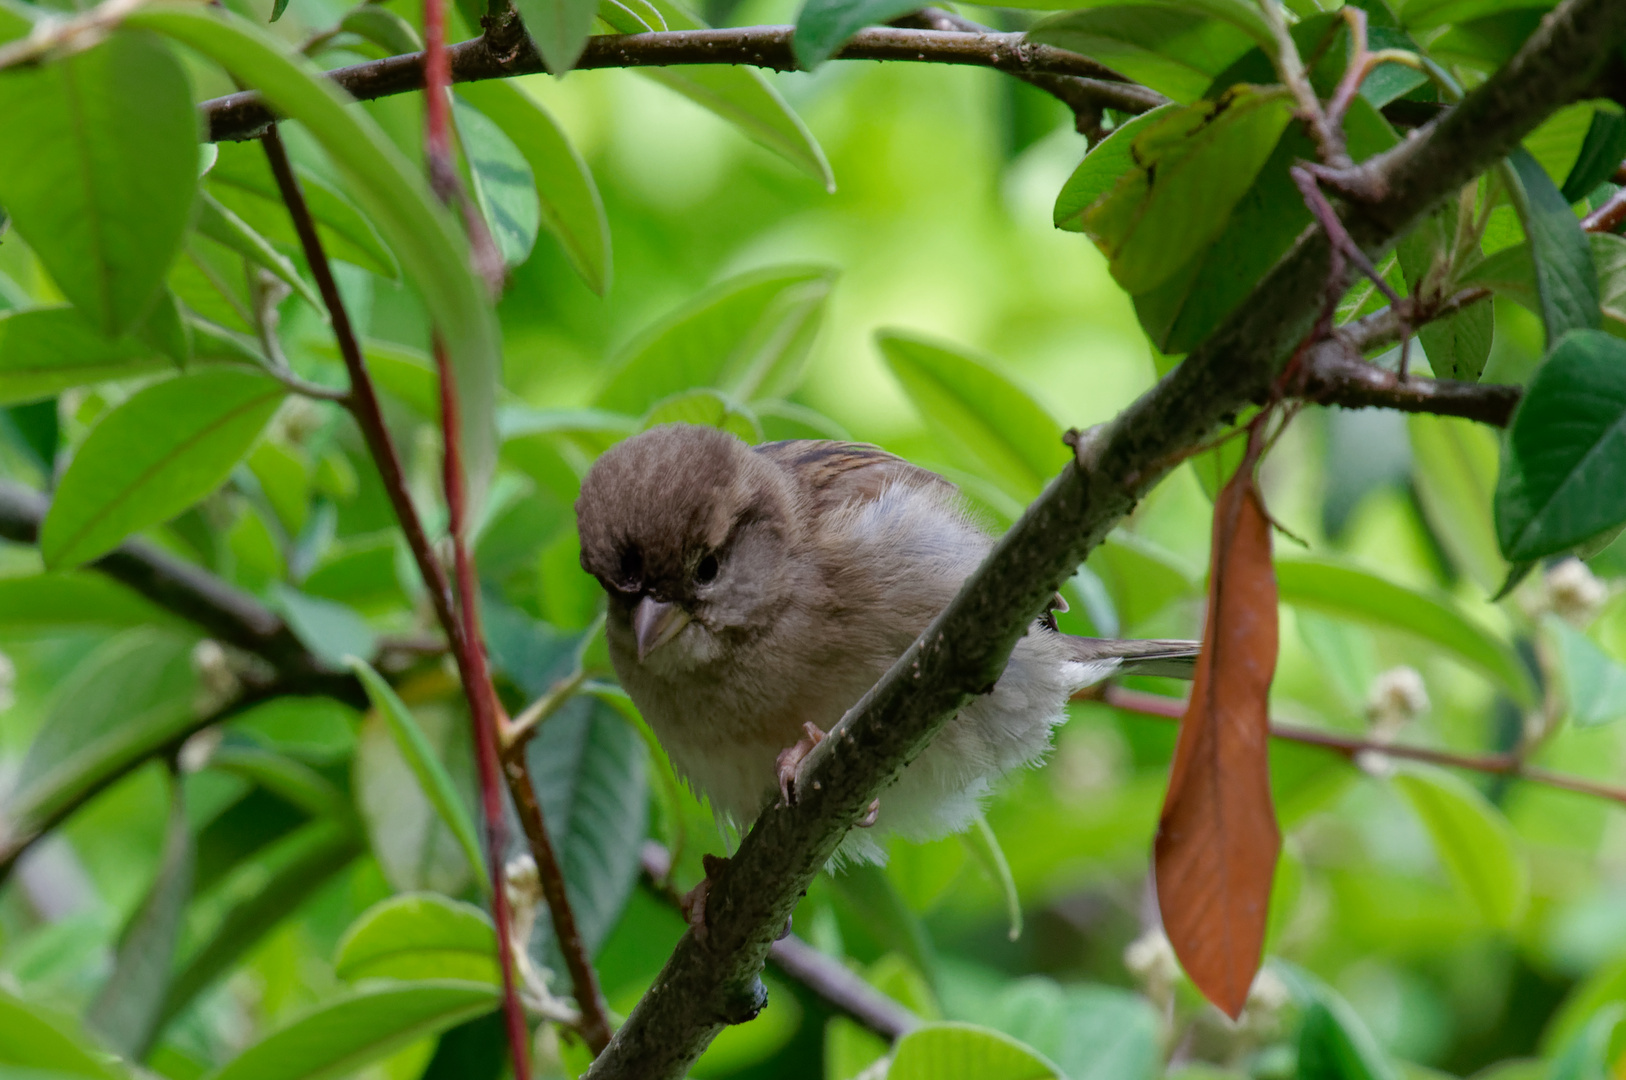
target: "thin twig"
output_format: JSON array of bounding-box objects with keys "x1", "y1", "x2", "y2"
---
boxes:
[
  {"x1": 1100, "y1": 687, "x2": 1626, "y2": 808},
  {"x1": 1582, "y1": 186, "x2": 1626, "y2": 232},
  {"x1": 199, "y1": 25, "x2": 1167, "y2": 142},
  {"x1": 260, "y1": 122, "x2": 533, "y2": 1079}
]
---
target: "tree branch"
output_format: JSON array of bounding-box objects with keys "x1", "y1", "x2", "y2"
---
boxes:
[
  {"x1": 582, "y1": 3, "x2": 1626, "y2": 1076},
  {"x1": 1102, "y1": 687, "x2": 1626, "y2": 808},
  {"x1": 199, "y1": 25, "x2": 1166, "y2": 143},
  {"x1": 1293, "y1": 337, "x2": 1521, "y2": 426}
]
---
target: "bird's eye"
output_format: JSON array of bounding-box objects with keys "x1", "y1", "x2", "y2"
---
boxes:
[{"x1": 695, "y1": 553, "x2": 720, "y2": 584}]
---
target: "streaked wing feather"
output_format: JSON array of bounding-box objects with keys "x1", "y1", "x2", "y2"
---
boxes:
[
  {"x1": 754, "y1": 439, "x2": 955, "y2": 511},
  {"x1": 1062, "y1": 635, "x2": 1202, "y2": 680}
]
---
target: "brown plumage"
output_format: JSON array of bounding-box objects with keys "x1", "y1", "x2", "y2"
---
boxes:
[{"x1": 576, "y1": 423, "x2": 1197, "y2": 862}]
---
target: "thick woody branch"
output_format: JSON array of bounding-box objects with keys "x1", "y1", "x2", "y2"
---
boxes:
[
  {"x1": 199, "y1": 25, "x2": 1166, "y2": 143},
  {"x1": 584, "y1": 3, "x2": 1626, "y2": 1076},
  {"x1": 1294, "y1": 343, "x2": 1522, "y2": 426}
]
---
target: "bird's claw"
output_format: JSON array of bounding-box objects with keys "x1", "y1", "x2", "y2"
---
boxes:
[
  {"x1": 775, "y1": 722, "x2": 826, "y2": 806},
  {"x1": 856, "y1": 798, "x2": 880, "y2": 828}
]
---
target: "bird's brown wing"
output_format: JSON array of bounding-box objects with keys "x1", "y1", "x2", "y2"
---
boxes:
[
  {"x1": 1061, "y1": 635, "x2": 1202, "y2": 679},
  {"x1": 753, "y1": 439, "x2": 955, "y2": 513}
]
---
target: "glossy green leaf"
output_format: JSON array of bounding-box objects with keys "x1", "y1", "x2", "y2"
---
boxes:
[
  {"x1": 1396, "y1": 202, "x2": 1494, "y2": 382},
  {"x1": 1275, "y1": 559, "x2": 1535, "y2": 705},
  {"x1": 455, "y1": 80, "x2": 611, "y2": 295},
  {"x1": 206, "y1": 143, "x2": 398, "y2": 281},
  {"x1": 981, "y1": 979, "x2": 1159, "y2": 1080},
  {"x1": 594, "y1": 265, "x2": 837, "y2": 415},
  {"x1": 1506, "y1": 148, "x2": 1600, "y2": 346},
  {"x1": 205, "y1": 981, "x2": 498, "y2": 1080},
  {"x1": 0, "y1": 988, "x2": 124, "y2": 1079},
  {"x1": 1027, "y1": 7, "x2": 1256, "y2": 102},
  {"x1": 1408, "y1": 414, "x2": 1506, "y2": 594},
  {"x1": 1548, "y1": 616, "x2": 1626, "y2": 727},
  {"x1": 1463, "y1": 231, "x2": 1626, "y2": 331},
  {"x1": 131, "y1": 4, "x2": 502, "y2": 513},
  {"x1": 194, "y1": 193, "x2": 323, "y2": 310},
  {"x1": 248, "y1": 439, "x2": 309, "y2": 539},
  {"x1": 1428, "y1": 8, "x2": 1546, "y2": 69},
  {"x1": 86, "y1": 771, "x2": 193, "y2": 1059},
  {"x1": 1495, "y1": 330, "x2": 1626, "y2": 561},
  {"x1": 1391, "y1": 763, "x2": 1529, "y2": 929},
  {"x1": 0, "y1": 571, "x2": 178, "y2": 631},
  {"x1": 1562, "y1": 109, "x2": 1626, "y2": 203},
  {"x1": 1550, "y1": 1005, "x2": 1625, "y2": 1080},
  {"x1": 641, "y1": 388, "x2": 763, "y2": 442},
  {"x1": 0, "y1": 31, "x2": 197, "y2": 336},
  {"x1": 598, "y1": 0, "x2": 833, "y2": 189},
  {"x1": 962, "y1": 813, "x2": 1022, "y2": 942},
  {"x1": 1297, "y1": 987, "x2": 1398, "y2": 1080},
  {"x1": 5, "y1": 630, "x2": 197, "y2": 842},
  {"x1": 877, "y1": 331, "x2": 1066, "y2": 502},
  {"x1": 1401, "y1": 0, "x2": 1557, "y2": 31},
  {"x1": 40, "y1": 368, "x2": 286, "y2": 569},
  {"x1": 514, "y1": 0, "x2": 597, "y2": 74},
  {"x1": 794, "y1": 0, "x2": 929, "y2": 68},
  {"x1": 0, "y1": 306, "x2": 172, "y2": 406},
  {"x1": 348, "y1": 657, "x2": 489, "y2": 891},
  {"x1": 207, "y1": 746, "x2": 350, "y2": 819},
  {"x1": 163, "y1": 818, "x2": 363, "y2": 1025},
  {"x1": 527, "y1": 692, "x2": 648, "y2": 959},
  {"x1": 1053, "y1": 104, "x2": 1176, "y2": 232},
  {"x1": 334, "y1": 894, "x2": 499, "y2": 984},
  {"x1": 888, "y1": 1023, "x2": 1061, "y2": 1080},
  {"x1": 999, "y1": 0, "x2": 1271, "y2": 45},
  {"x1": 1079, "y1": 86, "x2": 1294, "y2": 294},
  {"x1": 338, "y1": 5, "x2": 422, "y2": 54},
  {"x1": 452, "y1": 98, "x2": 540, "y2": 270}
]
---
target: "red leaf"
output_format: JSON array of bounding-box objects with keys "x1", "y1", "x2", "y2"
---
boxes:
[{"x1": 1154, "y1": 464, "x2": 1281, "y2": 1019}]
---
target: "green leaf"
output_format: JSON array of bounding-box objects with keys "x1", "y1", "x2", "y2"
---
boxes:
[
  {"x1": 1506, "y1": 148, "x2": 1601, "y2": 347},
  {"x1": 204, "y1": 981, "x2": 498, "y2": 1080},
  {"x1": 887, "y1": 1023, "x2": 1061, "y2": 1080},
  {"x1": 1275, "y1": 559, "x2": 1536, "y2": 705},
  {"x1": 0, "y1": 988, "x2": 124, "y2": 1079},
  {"x1": 1053, "y1": 104, "x2": 1176, "y2": 232},
  {"x1": 0, "y1": 572, "x2": 179, "y2": 632},
  {"x1": 164, "y1": 818, "x2": 363, "y2": 1025},
  {"x1": 1027, "y1": 7, "x2": 1256, "y2": 102},
  {"x1": 1460, "y1": 232, "x2": 1626, "y2": 332},
  {"x1": 452, "y1": 98, "x2": 540, "y2": 270},
  {"x1": 1296, "y1": 984, "x2": 1398, "y2": 1080},
  {"x1": 270, "y1": 586, "x2": 376, "y2": 669},
  {"x1": 1079, "y1": 86, "x2": 1294, "y2": 294},
  {"x1": 40, "y1": 368, "x2": 286, "y2": 569},
  {"x1": 1495, "y1": 330, "x2": 1626, "y2": 561},
  {"x1": 1562, "y1": 108, "x2": 1626, "y2": 203},
  {"x1": 793, "y1": 0, "x2": 928, "y2": 68},
  {"x1": 526, "y1": 693, "x2": 648, "y2": 957},
  {"x1": 132, "y1": 4, "x2": 502, "y2": 513},
  {"x1": 1548, "y1": 616, "x2": 1626, "y2": 727},
  {"x1": 594, "y1": 265, "x2": 837, "y2": 415},
  {"x1": 455, "y1": 80, "x2": 611, "y2": 295},
  {"x1": 348, "y1": 657, "x2": 489, "y2": 892},
  {"x1": 1551, "y1": 1005, "x2": 1626, "y2": 1080},
  {"x1": 513, "y1": 0, "x2": 597, "y2": 74},
  {"x1": 207, "y1": 746, "x2": 351, "y2": 819},
  {"x1": 338, "y1": 4, "x2": 422, "y2": 55},
  {"x1": 1390, "y1": 763, "x2": 1529, "y2": 929},
  {"x1": 1396, "y1": 202, "x2": 1494, "y2": 382},
  {"x1": 86, "y1": 771, "x2": 194, "y2": 1059},
  {"x1": 0, "y1": 31, "x2": 197, "y2": 336},
  {"x1": 598, "y1": 0, "x2": 834, "y2": 189},
  {"x1": 194, "y1": 193, "x2": 324, "y2": 310},
  {"x1": 641, "y1": 388, "x2": 763, "y2": 442},
  {"x1": 877, "y1": 331, "x2": 1066, "y2": 502},
  {"x1": 0, "y1": 306, "x2": 172, "y2": 406},
  {"x1": 4, "y1": 629, "x2": 197, "y2": 844},
  {"x1": 1000, "y1": 0, "x2": 1273, "y2": 45},
  {"x1": 334, "y1": 894, "x2": 499, "y2": 985},
  {"x1": 1408, "y1": 414, "x2": 1506, "y2": 594},
  {"x1": 962, "y1": 813, "x2": 1022, "y2": 942},
  {"x1": 207, "y1": 142, "x2": 398, "y2": 280},
  {"x1": 981, "y1": 979, "x2": 1159, "y2": 1080},
  {"x1": 1401, "y1": 0, "x2": 1557, "y2": 31}
]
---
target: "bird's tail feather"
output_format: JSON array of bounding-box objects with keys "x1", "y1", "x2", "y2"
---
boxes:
[{"x1": 1060, "y1": 635, "x2": 1201, "y2": 679}]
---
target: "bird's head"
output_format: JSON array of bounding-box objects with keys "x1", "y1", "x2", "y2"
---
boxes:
[{"x1": 576, "y1": 424, "x2": 801, "y2": 669}]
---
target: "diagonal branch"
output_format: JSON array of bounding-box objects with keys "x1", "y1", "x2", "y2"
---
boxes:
[
  {"x1": 582, "y1": 2, "x2": 1626, "y2": 1076},
  {"x1": 199, "y1": 25, "x2": 1167, "y2": 143}
]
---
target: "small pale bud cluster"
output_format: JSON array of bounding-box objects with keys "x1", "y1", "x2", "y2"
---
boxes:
[
  {"x1": 1125, "y1": 927, "x2": 1181, "y2": 1009},
  {"x1": 1366, "y1": 665, "x2": 1429, "y2": 736},
  {"x1": 191, "y1": 639, "x2": 241, "y2": 715},
  {"x1": 1546, "y1": 558, "x2": 1608, "y2": 627},
  {"x1": 1239, "y1": 967, "x2": 1290, "y2": 1039},
  {"x1": 273, "y1": 395, "x2": 327, "y2": 445}
]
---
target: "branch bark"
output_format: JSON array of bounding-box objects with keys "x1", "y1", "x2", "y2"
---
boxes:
[
  {"x1": 582, "y1": 3, "x2": 1626, "y2": 1076},
  {"x1": 199, "y1": 24, "x2": 1166, "y2": 143}
]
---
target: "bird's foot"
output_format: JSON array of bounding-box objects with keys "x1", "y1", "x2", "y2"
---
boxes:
[
  {"x1": 856, "y1": 798, "x2": 880, "y2": 828},
  {"x1": 679, "y1": 853, "x2": 731, "y2": 942},
  {"x1": 775, "y1": 722, "x2": 826, "y2": 806}
]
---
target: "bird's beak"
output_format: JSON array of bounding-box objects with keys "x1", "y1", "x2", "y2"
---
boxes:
[{"x1": 633, "y1": 597, "x2": 691, "y2": 662}]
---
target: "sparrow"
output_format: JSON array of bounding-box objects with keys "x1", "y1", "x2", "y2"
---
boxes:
[{"x1": 575, "y1": 423, "x2": 1198, "y2": 865}]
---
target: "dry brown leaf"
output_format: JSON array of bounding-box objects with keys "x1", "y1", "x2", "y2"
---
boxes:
[{"x1": 1154, "y1": 462, "x2": 1281, "y2": 1019}]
